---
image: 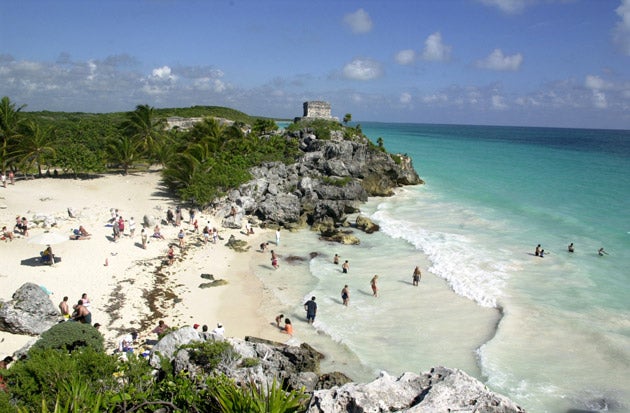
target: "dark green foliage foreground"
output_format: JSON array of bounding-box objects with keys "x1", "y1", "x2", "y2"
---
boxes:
[{"x1": 0, "y1": 339, "x2": 309, "y2": 412}]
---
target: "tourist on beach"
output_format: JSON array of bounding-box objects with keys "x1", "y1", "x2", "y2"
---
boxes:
[
  {"x1": 59, "y1": 296, "x2": 70, "y2": 319},
  {"x1": 118, "y1": 331, "x2": 138, "y2": 353},
  {"x1": 93, "y1": 323, "x2": 101, "y2": 331},
  {"x1": 141, "y1": 228, "x2": 148, "y2": 249},
  {"x1": 342, "y1": 260, "x2": 349, "y2": 274},
  {"x1": 1, "y1": 172, "x2": 5, "y2": 188},
  {"x1": 8, "y1": 171, "x2": 14, "y2": 185},
  {"x1": 166, "y1": 209, "x2": 174, "y2": 225},
  {"x1": 535, "y1": 244, "x2": 541, "y2": 257},
  {"x1": 2, "y1": 226, "x2": 14, "y2": 241},
  {"x1": 79, "y1": 293, "x2": 91, "y2": 308},
  {"x1": 112, "y1": 221, "x2": 121, "y2": 242},
  {"x1": 245, "y1": 221, "x2": 251, "y2": 235},
  {"x1": 275, "y1": 228, "x2": 281, "y2": 245},
  {"x1": 282, "y1": 318, "x2": 293, "y2": 336},
  {"x1": 15, "y1": 217, "x2": 29, "y2": 237},
  {"x1": 333, "y1": 254, "x2": 340, "y2": 265},
  {"x1": 304, "y1": 296, "x2": 317, "y2": 324},
  {"x1": 271, "y1": 250, "x2": 279, "y2": 269},
  {"x1": 177, "y1": 228, "x2": 185, "y2": 248},
  {"x1": 72, "y1": 300, "x2": 92, "y2": 324},
  {"x1": 341, "y1": 285, "x2": 350, "y2": 306},
  {"x1": 41, "y1": 245, "x2": 54, "y2": 265},
  {"x1": 189, "y1": 208, "x2": 196, "y2": 224},
  {"x1": 275, "y1": 314, "x2": 284, "y2": 327},
  {"x1": 260, "y1": 242, "x2": 269, "y2": 252},
  {"x1": 413, "y1": 266, "x2": 422, "y2": 286},
  {"x1": 212, "y1": 228, "x2": 218, "y2": 243},
  {"x1": 128, "y1": 217, "x2": 136, "y2": 237},
  {"x1": 167, "y1": 245, "x2": 175, "y2": 265},
  {"x1": 539, "y1": 249, "x2": 545, "y2": 258},
  {"x1": 117, "y1": 216, "x2": 125, "y2": 236},
  {"x1": 153, "y1": 225, "x2": 165, "y2": 239},
  {"x1": 371, "y1": 275, "x2": 379, "y2": 297},
  {"x1": 212, "y1": 323, "x2": 225, "y2": 336},
  {"x1": 192, "y1": 218, "x2": 198, "y2": 233},
  {"x1": 152, "y1": 320, "x2": 169, "y2": 335},
  {"x1": 203, "y1": 225, "x2": 210, "y2": 243},
  {"x1": 598, "y1": 247, "x2": 608, "y2": 256},
  {"x1": 175, "y1": 206, "x2": 182, "y2": 226}
]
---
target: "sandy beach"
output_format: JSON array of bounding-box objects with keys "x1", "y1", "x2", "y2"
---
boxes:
[{"x1": 0, "y1": 171, "x2": 287, "y2": 356}]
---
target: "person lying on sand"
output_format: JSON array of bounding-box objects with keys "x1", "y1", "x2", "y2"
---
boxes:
[
  {"x1": 70, "y1": 225, "x2": 91, "y2": 240},
  {"x1": 2, "y1": 226, "x2": 14, "y2": 241}
]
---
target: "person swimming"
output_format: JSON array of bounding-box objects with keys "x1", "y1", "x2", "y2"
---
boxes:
[{"x1": 568, "y1": 243, "x2": 574, "y2": 253}]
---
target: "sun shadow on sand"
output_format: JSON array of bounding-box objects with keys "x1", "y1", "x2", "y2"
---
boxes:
[{"x1": 20, "y1": 256, "x2": 61, "y2": 266}]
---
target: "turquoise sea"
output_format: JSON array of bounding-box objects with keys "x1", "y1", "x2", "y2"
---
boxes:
[{"x1": 259, "y1": 122, "x2": 630, "y2": 413}]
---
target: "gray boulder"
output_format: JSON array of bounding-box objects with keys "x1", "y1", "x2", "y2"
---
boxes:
[
  {"x1": 149, "y1": 326, "x2": 206, "y2": 368},
  {"x1": 307, "y1": 367, "x2": 525, "y2": 413},
  {"x1": 0, "y1": 283, "x2": 60, "y2": 335}
]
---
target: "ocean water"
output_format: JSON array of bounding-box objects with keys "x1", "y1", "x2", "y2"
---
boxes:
[{"x1": 259, "y1": 123, "x2": 630, "y2": 413}]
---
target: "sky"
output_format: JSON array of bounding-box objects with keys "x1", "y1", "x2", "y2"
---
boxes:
[{"x1": 1, "y1": 0, "x2": 630, "y2": 129}]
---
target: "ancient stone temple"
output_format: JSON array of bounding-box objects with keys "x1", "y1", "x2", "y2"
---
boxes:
[{"x1": 302, "y1": 101, "x2": 332, "y2": 119}]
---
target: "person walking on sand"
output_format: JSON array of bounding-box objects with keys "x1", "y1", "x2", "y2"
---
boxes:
[
  {"x1": 128, "y1": 217, "x2": 136, "y2": 238},
  {"x1": 271, "y1": 250, "x2": 279, "y2": 269},
  {"x1": 304, "y1": 296, "x2": 317, "y2": 324},
  {"x1": 141, "y1": 228, "x2": 148, "y2": 249},
  {"x1": 342, "y1": 260, "x2": 349, "y2": 274},
  {"x1": 341, "y1": 285, "x2": 350, "y2": 306},
  {"x1": 412, "y1": 266, "x2": 422, "y2": 286},
  {"x1": 177, "y1": 228, "x2": 185, "y2": 248},
  {"x1": 371, "y1": 275, "x2": 379, "y2": 297},
  {"x1": 167, "y1": 245, "x2": 175, "y2": 265},
  {"x1": 275, "y1": 228, "x2": 281, "y2": 245}
]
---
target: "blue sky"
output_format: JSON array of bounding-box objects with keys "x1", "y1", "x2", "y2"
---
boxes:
[{"x1": 1, "y1": 0, "x2": 630, "y2": 129}]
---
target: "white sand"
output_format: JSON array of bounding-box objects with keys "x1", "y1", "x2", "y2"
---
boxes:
[{"x1": 0, "y1": 171, "x2": 287, "y2": 356}]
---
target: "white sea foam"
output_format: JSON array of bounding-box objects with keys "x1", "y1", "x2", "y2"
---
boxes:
[{"x1": 370, "y1": 207, "x2": 511, "y2": 308}]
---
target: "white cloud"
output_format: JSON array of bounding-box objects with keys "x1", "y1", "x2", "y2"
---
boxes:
[
  {"x1": 478, "y1": 0, "x2": 528, "y2": 14},
  {"x1": 492, "y1": 95, "x2": 508, "y2": 109},
  {"x1": 343, "y1": 8, "x2": 373, "y2": 34},
  {"x1": 342, "y1": 58, "x2": 383, "y2": 80},
  {"x1": 395, "y1": 49, "x2": 416, "y2": 65},
  {"x1": 150, "y1": 65, "x2": 177, "y2": 82},
  {"x1": 421, "y1": 32, "x2": 452, "y2": 62},
  {"x1": 400, "y1": 92, "x2": 412, "y2": 104},
  {"x1": 476, "y1": 49, "x2": 523, "y2": 71},
  {"x1": 422, "y1": 93, "x2": 448, "y2": 104},
  {"x1": 613, "y1": 0, "x2": 630, "y2": 55},
  {"x1": 585, "y1": 75, "x2": 610, "y2": 108}
]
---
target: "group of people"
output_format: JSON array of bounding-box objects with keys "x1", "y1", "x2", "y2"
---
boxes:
[
  {"x1": 535, "y1": 243, "x2": 609, "y2": 257},
  {"x1": 58, "y1": 293, "x2": 93, "y2": 324},
  {"x1": 0, "y1": 170, "x2": 15, "y2": 187}
]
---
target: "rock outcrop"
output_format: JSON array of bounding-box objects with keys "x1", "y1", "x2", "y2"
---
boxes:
[
  {"x1": 0, "y1": 283, "x2": 60, "y2": 335},
  {"x1": 150, "y1": 327, "x2": 525, "y2": 412},
  {"x1": 218, "y1": 127, "x2": 422, "y2": 230}
]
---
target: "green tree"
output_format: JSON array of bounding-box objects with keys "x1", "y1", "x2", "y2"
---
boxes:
[
  {"x1": 377, "y1": 137, "x2": 384, "y2": 148},
  {"x1": 252, "y1": 118, "x2": 278, "y2": 135},
  {"x1": 0, "y1": 96, "x2": 26, "y2": 172},
  {"x1": 121, "y1": 104, "x2": 165, "y2": 161},
  {"x1": 107, "y1": 135, "x2": 141, "y2": 175},
  {"x1": 55, "y1": 142, "x2": 105, "y2": 179},
  {"x1": 15, "y1": 120, "x2": 56, "y2": 177},
  {"x1": 343, "y1": 113, "x2": 352, "y2": 125}
]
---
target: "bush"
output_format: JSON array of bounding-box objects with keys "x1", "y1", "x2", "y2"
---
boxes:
[
  {"x1": 240, "y1": 357, "x2": 260, "y2": 368},
  {"x1": 179, "y1": 341, "x2": 239, "y2": 372},
  {"x1": 212, "y1": 377, "x2": 308, "y2": 413},
  {"x1": 31, "y1": 322, "x2": 104, "y2": 353}
]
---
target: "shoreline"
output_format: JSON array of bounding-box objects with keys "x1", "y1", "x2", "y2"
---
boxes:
[{"x1": 0, "y1": 172, "x2": 284, "y2": 357}]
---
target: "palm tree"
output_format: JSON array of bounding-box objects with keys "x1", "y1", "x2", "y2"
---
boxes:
[
  {"x1": 0, "y1": 96, "x2": 26, "y2": 172},
  {"x1": 107, "y1": 135, "x2": 140, "y2": 175},
  {"x1": 14, "y1": 120, "x2": 56, "y2": 177},
  {"x1": 343, "y1": 113, "x2": 352, "y2": 125},
  {"x1": 121, "y1": 104, "x2": 165, "y2": 161}
]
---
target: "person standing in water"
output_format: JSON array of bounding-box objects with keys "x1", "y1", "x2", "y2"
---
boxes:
[
  {"x1": 342, "y1": 260, "x2": 349, "y2": 274},
  {"x1": 341, "y1": 285, "x2": 350, "y2": 306},
  {"x1": 568, "y1": 243, "x2": 574, "y2": 253},
  {"x1": 535, "y1": 244, "x2": 541, "y2": 257},
  {"x1": 371, "y1": 275, "x2": 379, "y2": 297}
]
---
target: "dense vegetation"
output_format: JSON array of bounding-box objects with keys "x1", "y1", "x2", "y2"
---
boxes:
[
  {"x1": 0, "y1": 323, "x2": 308, "y2": 412},
  {"x1": 0, "y1": 97, "x2": 302, "y2": 204}
]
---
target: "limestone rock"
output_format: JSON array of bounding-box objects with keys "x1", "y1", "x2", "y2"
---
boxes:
[
  {"x1": 0, "y1": 283, "x2": 60, "y2": 335},
  {"x1": 356, "y1": 214, "x2": 380, "y2": 234},
  {"x1": 307, "y1": 367, "x2": 526, "y2": 413},
  {"x1": 149, "y1": 326, "x2": 205, "y2": 368}
]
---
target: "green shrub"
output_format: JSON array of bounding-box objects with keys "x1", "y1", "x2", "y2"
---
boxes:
[
  {"x1": 212, "y1": 377, "x2": 307, "y2": 413},
  {"x1": 240, "y1": 357, "x2": 260, "y2": 368},
  {"x1": 31, "y1": 322, "x2": 104, "y2": 353},
  {"x1": 321, "y1": 176, "x2": 352, "y2": 187},
  {"x1": 179, "y1": 341, "x2": 239, "y2": 372},
  {"x1": 3, "y1": 348, "x2": 117, "y2": 411}
]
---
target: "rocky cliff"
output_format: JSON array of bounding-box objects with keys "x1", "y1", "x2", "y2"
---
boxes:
[{"x1": 219, "y1": 127, "x2": 423, "y2": 230}]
